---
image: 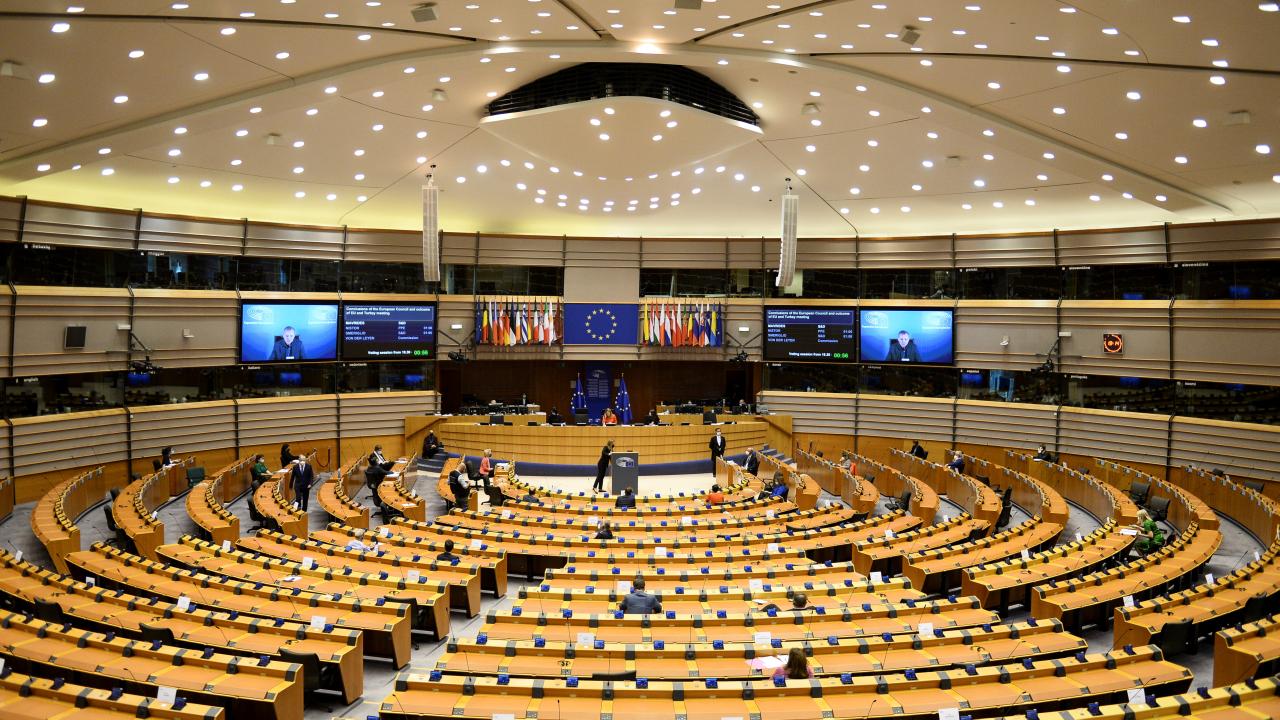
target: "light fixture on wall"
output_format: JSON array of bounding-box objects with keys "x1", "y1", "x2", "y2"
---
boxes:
[
  {"x1": 737, "y1": 326, "x2": 751, "y2": 333},
  {"x1": 182, "y1": 328, "x2": 195, "y2": 339},
  {"x1": 1000, "y1": 336, "x2": 1009, "y2": 347},
  {"x1": 449, "y1": 323, "x2": 464, "y2": 330}
]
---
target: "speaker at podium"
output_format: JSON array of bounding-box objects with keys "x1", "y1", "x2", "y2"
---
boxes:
[{"x1": 610, "y1": 451, "x2": 639, "y2": 495}]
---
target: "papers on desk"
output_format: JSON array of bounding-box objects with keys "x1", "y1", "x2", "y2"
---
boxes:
[
  {"x1": 939, "y1": 709, "x2": 961, "y2": 720},
  {"x1": 752, "y1": 631, "x2": 772, "y2": 646},
  {"x1": 1127, "y1": 688, "x2": 1146, "y2": 706},
  {"x1": 746, "y1": 654, "x2": 787, "y2": 671},
  {"x1": 387, "y1": 472, "x2": 400, "y2": 479},
  {"x1": 309, "y1": 615, "x2": 327, "y2": 630},
  {"x1": 176, "y1": 595, "x2": 191, "y2": 612},
  {"x1": 221, "y1": 540, "x2": 232, "y2": 552},
  {"x1": 1119, "y1": 528, "x2": 1139, "y2": 536},
  {"x1": 156, "y1": 686, "x2": 177, "y2": 706},
  {"x1": 469, "y1": 539, "x2": 482, "y2": 550},
  {"x1": 917, "y1": 622, "x2": 933, "y2": 638},
  {"x1": 870, "y1": 571, "x2": 883, "y2": 584},
  {"x1": 1122, "y1": 595, "x2": 1135, "y2": 608},
  {"x1": 407, "y1": 570, "x2": 421, "y2": 583},
  {"x1": 748, "y1": 578, "x2": 764, "y2": 592},
  {"x1": 281, "y1": 575, "x2": 300, "y2": 582},
  {"x1": 575, "y1": 632, "x2": 595, "y2": 647}
]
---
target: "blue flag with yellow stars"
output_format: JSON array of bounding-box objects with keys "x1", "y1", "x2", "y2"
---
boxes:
[
  {"x1": 562, "y1": 303, "x2": 639, "y2": 345},
  {"x1": 615, "y1": 377, "x2": 632, "y2": 425}
]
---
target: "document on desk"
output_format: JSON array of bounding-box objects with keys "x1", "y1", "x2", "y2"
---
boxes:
[
  {"x1": 746, "y1": 655, "x2": 787, "y2": 671},
  {"x1": 1119, "y1": 528, "x2": 1139, "y2": 536}
]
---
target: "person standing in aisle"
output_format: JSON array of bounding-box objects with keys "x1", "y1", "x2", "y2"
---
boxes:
[
  {"x1": 708, "y1": 427, "x2": 726, "y2": 476},
  {"x1": 592, "y1": 440, "x2": 615, "y2": 493}
]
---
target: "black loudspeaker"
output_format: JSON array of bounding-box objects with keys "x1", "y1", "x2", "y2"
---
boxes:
[{"x1": 64, "y1": 325, "x2": 87, "y2": 349}]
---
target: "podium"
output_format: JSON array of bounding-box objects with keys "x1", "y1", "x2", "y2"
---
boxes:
[{"x1": 610, "y1": 451, "x2": 639, "y2": 495}]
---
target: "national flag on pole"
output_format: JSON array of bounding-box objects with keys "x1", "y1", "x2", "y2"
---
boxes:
[
  {"x1": 572, "y1": 374, "x2": 587, "y2": 412},
  {"x1": 615, "y1": 377, "x2": 633, "y2": 425}
]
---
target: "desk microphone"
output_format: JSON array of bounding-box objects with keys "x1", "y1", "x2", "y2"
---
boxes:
[{"x1": 1000, "y1": 638, "x2": 1031, "y2": 664}]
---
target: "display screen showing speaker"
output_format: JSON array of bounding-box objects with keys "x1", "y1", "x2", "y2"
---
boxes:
[{"x1": 859, "y1": 308, "x2": 954, "y2": 365}]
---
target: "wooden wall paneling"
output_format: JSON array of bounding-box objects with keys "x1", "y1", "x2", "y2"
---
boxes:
[
  {"x1": 476, "y1": 235, "x2": 564, "y2": 266},
  {"x1": 1058, "y1": 301, "x2": 1171, "y2": 378},
  {"x1": 1169, "y1": 219, "x2": 1280, "y2": 263},
  {"x1": 794, "y1": 238, "x2": 856, "y2": 269},
  {"x1": 441, "y1": 232, "x2": 477, "y2": 265},
  {"x1": 234, "y1": 395, "x2": 339, "y2": 448},
  {"x1": 563, "y1": 238, "x2": 642, "y2": 269},
  {"x1": 18, "y1": 201, "x2": 136, "y2": 250},
  {"x1": 0, "y1": 421, "x2": 11, "y2": 487},
  {"x1": 728, "y1": 238, "x2": 765, "y2": 269},
  {"x1": 640, "y1": 238, "x2": 726, "y2": 269},
  {"x1": 1058, "y1": 406, "x2": 1170, "y2": 468},
  {"x1": 0, "y1": 196, "x2": 21, "y2": 244},
  {"x1": 436, "y1": 296, "x2": 475, "y2": 352},
  {"x1": 0, "y1": 287, "x2": 12, "y2": 379},
  {"x1": 1057, "y1": 226, "x2": 1166, "y2": 266},
  {"x1": 857, "y1": 395, "x2": 953, "y2": 451},
  {"x1": 725, "y1": 302, "x2": 763, "y2": 360},
  {"x1": 954, "y1": 233, "x2": 1056, "y2": 268},
  {"x1": 11, "y1": 286, "x2": 131, "y2": 375},
  {"x1": 954, "y1": 301, "x2": 1059, "y2": 371},
  {"x1": 563, "y1": 239, "x2": 640, "y2": 304},
  {"x1": 757, "y1": 390, "x2": 854, "y2": 435},
  {"x1": 10, "y1": 409, "x2": 129, "y2": 498},
  {"x1": 137, "y1": 214, "x2": 245, "y2": 256},
  {"x1": 1170, "y1": 416, "x2": 1280, "y2": 482},
  {"x1": 793, "y1": 432, "x2": 857, "y2": 462},
  {"x1": 339, "y1": 391, "x2": 436, "y2": 442},
  {"x1": 129, "y1": 401, "x2": 236, "y2": 461},
  {"x1": 1171, "y1": 301, "x2": 1280, "y2": 386},
  {"x1": 244, "y1": 222, "x2": 344, "y2": 261},
  {"x1": 130, "y1": 289, "x2": 239, "y2": 368},
  {"x1": 344, "y1": 228, "x2": 423, "y2": 264},
  {"x1": 955, "y1": 399, "x2": 1056, "y2": 453},
  {"x1": 857, "y1": 235, "x2": 953, "y2": 269}
]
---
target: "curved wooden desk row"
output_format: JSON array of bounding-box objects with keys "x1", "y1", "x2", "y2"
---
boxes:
[
  {"x1": 376, "y1": 455, "x2": 425, "y2": 521},
  {"x1": 541, "y1": 561, "x2": 907, "y2": 595},
  {"x1": 794, "y1": 449, "x2": 880, "y2": 515},
  {"x1": 850, "y1": 454, "x2": 941, "y2": 526},
  {"x1": 516, "y1": 575, "x2": 923, "y2": 612},
  {"x1": 852, "y1": 513, "x2": 990, "y2": 577},
  {"x1": 436, "y1": 418, "x2": 767, "y2": 465},
  {"x1": 318, "y1": 457, "x2": 371, "y2": 529},
  {"x1": 251, "y1": 452, "x2": 316, "y2": 538},
  {"x1": 754, "y1": 452, "x2": 821, "y2": 510},
  {"x1": 0, "y1": 549, "x2": 365, "y2": 705},
  {"x1": 186, "y1": 459, "x2": 248, "y2": 546},
  {"x1": 887, "y1": 449, "x2": 1003, "y2": 530},
  {"x1": 31, "y1": 465, "x2": 107, "y2": 574},
  {"x1": 0, "y1": 668, "x2": 226, "y2": 720},
  {"x1": 158, "y1": 536, "x2": 452, "y2": 639},
  {"x1": 379, "y1": 646, "x2": 1191, "y2": 720},
  {"x1": 901, "y1": 511, "x2": 1064, "y2": 596},
  {"x1": 1215, "y1": 614, "x2": 1280, "y2": 687},
  {"x1": 113, "y1": 460, "x2": 193, "y2": 560},
  {"x1": 67, "y1": 542, "x2": 413, "y2": 668},
  {"x1": 0, "y1": 608, "x2": 302, "y2": 720},
  {"x1": 238, "y1": 528, "x2": 484, "y2": 616},
  {"x1": 312, "y1": 524, "x2": 508, "y2": 598},
  {"x1": 435, "y1": 619, "x2": 1083, "y2": 680},
  {"x1": 0, "y1": 476, "x2": 13, "y2": 525},
  {"x1": 1166, "y1": 463, "x2": 1280, "y2": 543},
  {"x1": 503, "y1": 461, "x2": 757, "y2": 507}
]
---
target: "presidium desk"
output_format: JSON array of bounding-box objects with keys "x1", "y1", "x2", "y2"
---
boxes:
[{"x1": 406, "y1": 414, "x2": 769, "y2": 466}]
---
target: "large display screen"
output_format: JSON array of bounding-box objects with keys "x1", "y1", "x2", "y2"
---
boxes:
[
  {"x1": 239, "y1": 302, "x2": 339, "y2": 363},
  {"x1": 859, "y1": 308, "x2": 954, "y2": 365},
  {"x1": 763, "y1": 307, "x2": 857, "y2": 362},
  {"x1": 341, "y1": 302, "x2": 437, "y2": 360}
]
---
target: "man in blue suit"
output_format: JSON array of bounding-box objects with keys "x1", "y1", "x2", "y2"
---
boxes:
[
  {"x1": 269, "y1": 326, "x2": 306, "y2": 361},
  {"x1": 291, "y1": 457, "x2": 314, "y2": 511}
]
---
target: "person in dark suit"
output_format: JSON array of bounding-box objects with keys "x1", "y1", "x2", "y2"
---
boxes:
[
  {"x1": 520, "y1": 490, "x2": 542, "y2": 505},
  {"x1": 546, "y1": 407, "x2": 563, "y2": 425},
  {"x1": 368, "y1": 445, "x2": 392, "y2": 470},
  {"x1": 946, "y1": 451, "x2": 965, "y2": 473},
  {"x1": 618, "y1": 577, "x2": 661, "y2": 614},
  {"x1": 745, "y1": 447, "x2": 761, "y2": 477},
  {"x1": 447, "y1": 468, "x2": 469, "y2": 510},
  {"x1": 593, "y1": 521, "x2": 614, "y2": 540},
  {"x1": 592, "y1": 440, "x2": 614, "y2": 493},
  {"x1": 160, "y1": 446, "x2": 173, "y2": 466},
  {"x1": 643, "y1": 409, "x2": 660, "y2": 425},
  {"x1": 909, "y1": 440, "x2": 927, "y2": 459},
  {"x1": 436, "y1": 539, "x2": 459, "y2": 563},
  {"x1": 708, "y1": 428, "x2": 726, "y2": 476},
  {"x1": 364, "y1": 461, "x2": 388, "y2": 493},
  {"x1": 1033, "y1": 445, "x2": 1054, "y2": 462},
  {"x1": 268, "y1": 326, "x2": 305, "y2": 361},
  {"x1": 280, "y1": 444, "x2": 299, "y2": 467},
  {"x1": 422, "y1": 431, "x2": 441, "y2": 459},
  {"x1": 885, "y1": 331, "x2": 921, "y2": 363},
  {"x1": 291, "y1": 458, "x2": 314, "y2": 511},
  {"x1": 615, "y1": 487, "x2": 636, "y2": 509}
]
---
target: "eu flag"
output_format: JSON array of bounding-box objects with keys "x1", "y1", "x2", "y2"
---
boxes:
[
  {"x1": 563, "y1": 303, "x2": 639, "y2": 345},
  {"x1": 615, "y1": 377, "x2": 632, "y2": 425}
]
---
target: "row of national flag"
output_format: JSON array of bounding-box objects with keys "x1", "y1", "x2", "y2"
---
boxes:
[
  {"x1": 642, "y1": 301, "x2": 722, "y2": 347},
  {"x1": 476, "y1": 299, "x2": 560, "y2": 346}
]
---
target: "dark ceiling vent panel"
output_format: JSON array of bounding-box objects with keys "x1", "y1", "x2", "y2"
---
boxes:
[{"x1": 486, "y1": 63, "x2": 759, "y2": 126}]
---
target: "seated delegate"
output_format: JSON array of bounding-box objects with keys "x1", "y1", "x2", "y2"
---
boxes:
[
  {"x1": 615, "y1": 487, "x2": 636, "y2": 509},
  {"x1": 619, "y1": 578, "x2": 661, "y2": 614}
]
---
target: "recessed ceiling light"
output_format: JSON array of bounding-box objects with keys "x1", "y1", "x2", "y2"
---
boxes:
[
  {"x1": 858, "y1": 164, "x2": 870, "y2": 172},
  {"x1": 167, "y1": 148, "x2": 181, "y2": 157},
  {"x1": 1115, "y1": 132, "x2": 1129, "y2": 140},
  {"x1": 983, "y1": 153, "x2": 995, "y2": 160},
  {"x1": 993, "y1": 201, "x2": 1004, "y2": 208},
  {"x1": 292, "y1": 166, "x2": 304, "y2": 174},
  {"x1": 1042, "y1": 152, "x2": 1056, "y2": 159},
  {"x1": 113, "y1": 95, "x2": 129, "y2": 103},
  {"x1": 1201, "y1": 38, "x2": 1219, "y2": 46},
  {"x1": 31, "y1": 118, "x2": 48, "y2": 128},
  {"x1": 973, "y1": 179, "x2": 986, "y2": 188},
  {"x1": 921, "y1": 160, "x2": 934, "y2": 168},
  {"x1": 417, "y1": 130, "x2": 428, "y2": 139},
  {"x1": 1174, "y1": 155, "x2": 1189, "y2": 164},
  {"x1": 371, "y1": 124, "x2": 383, "y2": 131},
  {"x1": 1102, "y1": 28, "x2": 1119, "y2": 35},
  {"x1": 128, "y1": 49, "x2": 145, "y2": 58},
  {"x1": 324, "y1": 86, "x2": 338, "y2": 94},
  {"x1": 167, "y1": 176, "x2": 180, "y2": 184},
  {"x1": 1209, "y1": 75, "x2": 1226, "y2": 85},
  {"x1": 1036, "y1": 174, "x2": 1049, "y2": 181},
  {"x1": 1192, "y1": 118, "x2": 1208, "y2": 128},
  {"x1": 652, "y1": 134, "x2": 663, "y2": 142},
  {"x1": 911, "y1": 184, "x2": 922, "y2": 191},
  {"x1": 235, "y1": 129, "x2": 248, "y2": 137},
  {"x1": 1155, "y1": 194, "x2": 1167, "y2": 202},
  {"x1": 982, "y1": 129, "x2": 995, "y2": 137},
  {"x1": 1102, "y1": 173, "x2": 1114, "y2": 181},
  {"x1": 1261, "y1": 3, "x2": 1280, "y2": 11},
  {"x1": 51, "y1": 21, "x2": 71, "y2": 32},
  {"x1": 275, "y1": 51, "x2": 290, "y2": 59},
  {"x1": 220, "y1": 27, "x2": 236, "y2": 35},
  {"x1": 1056, "y1": 65, "x2": 1071, "y2": 73},
  {"x1": 36, "y1": 163, "x2": 51, "y2": 172},
  {"x1": 987, "y1": 81, "x2": 1001, "y2": 89},
  {"x1": 230, "y1": 159, "x2": 242, "y2": 166},
  {"x1": 294, "y1": 191, "x2": 306, "y2": 198},
  {"x1": 98, "y1": 147, "x2": 111, "y2": 155},
  {"x1": 869, "y1": 207, "x2": 880, "y2": 214},
  {"x1": 354, "y1": 173, "x2": 365, "y2": 181},
  {"x1": 193, "y1": 71, "x2": 209, "y2": 81},
  {"x1": 1052, "y1": 107, "x2": 1066, "y2": 115},
  {"x1": 357, "y1": 33, "x2": 371, "y2": 41},
  {"x1": 867, "y1": 140, "x2": 879, "y2": 148},
  {"x1": 1126, "y1": 90, "x2": 1142, "y2": 100},
  {"x1": 1257, "y1": 144, "x2": 1273, "y2": 155},
  {"x1": 101, "y1": 168, "x2": 114, "y2": 176},
  {"x1": 804, "y1": 144, "x2": 816, "y2": 152},
  {"x1": 37, "y1": 72, "x2": 56, "y2": 84},
  {"x1": 249, "y1": 106, "x2": 262, "y2": 114}
]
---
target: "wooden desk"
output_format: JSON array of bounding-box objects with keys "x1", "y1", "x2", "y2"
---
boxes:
[
  {"x1": 0, "y1": 669, "x2": 227, "y2": 720},
  {"x1": 186, "y1": 460, "x2": 245, "y2": 546},
  {"x1": 795, "y1": 449, "x2": 879, "y2": 515},
  {"x1": 377, "y1": 456, "x2": 425, "y2": 521},
  {"x1": 68, "y1": 542, "x2": 413, "y2": 669},
  {"x1": 313, "y1": 524, "x2": 509, "y2": 598},
  {"x1": 318, "y1": 457, "x2": 371, "y2": 528},
  {"x1": 31, "y1": 465, "x2": 108, "y2": 573},
  {"x1": 113, "y1": 468, "x2": 174, "y2": 560},
  {"x1": 437, "y1": 420, "x2": 767, "y2": 464}
]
